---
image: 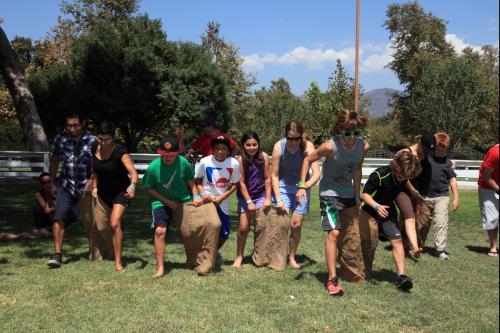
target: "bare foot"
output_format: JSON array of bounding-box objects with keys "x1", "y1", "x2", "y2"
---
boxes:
[
  {"x1": 153, "y1": 267, "x2": 165, "y2": 278},
  {"x1": 232, "y1": 256, "x2": 243, "y2": 268},
  {"x1": 289, "y1": 257, "x2": 301, "y2": 269},
  {"x1": 115, "y1": 265, "x2": 126, "y2": 272}
]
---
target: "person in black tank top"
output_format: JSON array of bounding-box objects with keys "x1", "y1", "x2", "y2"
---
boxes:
[{"x1": 91, "y1": 121, "x2": 138, "y2": 272}]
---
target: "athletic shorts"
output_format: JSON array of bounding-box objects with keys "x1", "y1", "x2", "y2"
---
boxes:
[
  {"x1": 237, "y1": 195, "x2": 265, "y2": 213},
  {"x1": 319, "y1": 195, "x2": 356, "y2": 231},
  {"x1": 53, "y1": 187, "x2": 79, "y2": 226},
  {"x1": 479, "y1": 188, "x2": 499, "y2": 230},
  {"x1": 273, "y1": 184, "x2": 310, "y2": 215},
  {"x1": 377, "y1": 215, "x2": 402, "y2": 242},
  {"x1": 100, "y1": 191, "x2": 131, "y2": 209},
  {"x1": 151, "y1": 206, "x2": 174, "y2": 229},
  {"x1": 216, "y1": 206, "x2": 231, "y2": 240}
]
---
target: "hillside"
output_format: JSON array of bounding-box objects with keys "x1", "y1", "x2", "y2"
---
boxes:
[{"x1": 364, "y1": 88, "x2": 401, "y2": 118}]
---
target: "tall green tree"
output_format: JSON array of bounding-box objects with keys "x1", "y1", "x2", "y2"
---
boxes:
[{"x1": 403, "y1": 56, "x2": 489, "y2": 151}]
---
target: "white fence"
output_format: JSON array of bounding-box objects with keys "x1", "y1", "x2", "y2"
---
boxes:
[{"x1": 0, "y1": 151, "x2": 482, "y2": 188}]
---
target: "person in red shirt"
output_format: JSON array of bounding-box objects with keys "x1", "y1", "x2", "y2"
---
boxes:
[
  {"x1": 190, "y1": 118, "x2": 239, "y2": 157},
  {"x1": 478, "y1": 144, "x2": 499, "y2": 257}
]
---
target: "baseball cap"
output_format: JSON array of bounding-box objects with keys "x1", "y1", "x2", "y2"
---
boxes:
[
  {"x1": 157, "y1": 135, "x2": 179, "y2": 156},
  {"x1": 420, "y1": 133, "x2": 436, "y2": 155},
  {"x1": 210, "y1": 134, "x2": 231, "y2": 149}
]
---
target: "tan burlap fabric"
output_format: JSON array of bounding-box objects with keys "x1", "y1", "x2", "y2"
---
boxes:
[
  {"x1": 251, "y1": 207, "x2": 290, "y2": 271},
  {"x1": 337, "y1": 207, "x2": 366, "y2": 282},
  {"x1": 172, "y1": 202, "x2": 221, "y2": 276},
  {"x1": 79, "y1": 194, "x2": 115, "y2": 261},
  {"x1": 358, "y1": 209, "x2": 379, "y2": 280}
]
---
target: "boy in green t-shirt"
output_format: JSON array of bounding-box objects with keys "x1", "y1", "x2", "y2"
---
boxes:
[{"x1": 142, "y1": 136, "x2": 203, "y2": 277}]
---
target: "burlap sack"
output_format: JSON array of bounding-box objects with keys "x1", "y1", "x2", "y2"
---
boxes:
[
  {"x1": 358, "y1": 209, "x2": 379, "y2": 280},
  {"x1": 337, "y1": 207, "x2": 366, "y2": 282},
  {"x1": 251, "y1": 207, "x2": 270, "y2": 267},
  {"x1": 79, "y1": 194, "x2": 115, "y2": 261},
  {"x1": 415, "y1": 201, "x2": 432, "y2": 248},
  {"x1": 172, "y1": 202, "x2": 221, "y2": 276},
  {"x1": 251, "y1": 207, "x2": 289, "y2": 271}
]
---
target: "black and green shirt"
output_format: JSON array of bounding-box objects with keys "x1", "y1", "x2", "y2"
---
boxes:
[{"x1": 362, "y1": 166, "x2": 408, "y2": 219}]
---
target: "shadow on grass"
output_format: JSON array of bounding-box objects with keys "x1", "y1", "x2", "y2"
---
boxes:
[
  {"x1": 0, "y1": 257, "x2": 8, "y2": 264},
  {"x1": 370, "y1": 268, "x2": 397, "y2": 284},
  {"x1": 465, "y1": 245, "x2": 491, "y2": 255}
]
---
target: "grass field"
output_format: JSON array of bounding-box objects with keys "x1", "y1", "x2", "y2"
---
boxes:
[{"x1": 0, "y1": 180, "x2": 498, "y2": 332}]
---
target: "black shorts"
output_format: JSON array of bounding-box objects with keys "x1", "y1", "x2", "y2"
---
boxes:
[
  {"x1": 319, "y1": 196, "x2": 356, "y2": 231},
  {"x1": 150, "y1": 206, "x2": 174, "y2": 229},
  {"x1": 100, "y1": 191, "x2": 130, "y2": 209},
  {"x1": 377, "y1": 216, "x2": 402, "y2": 242}
]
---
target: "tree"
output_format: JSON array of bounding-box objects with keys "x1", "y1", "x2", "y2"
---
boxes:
[
  {"x1": 303, "y1": 80, "x2": 331, "y2": 144},
  {"x1": 402, "y1": 56, "x2": 489, "y2": 151},
  {"x1": 0, "y1": 26, "x2": 48, "y2": 151}
]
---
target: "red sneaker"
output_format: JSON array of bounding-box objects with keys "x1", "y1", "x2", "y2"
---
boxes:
[{"x1": 326, "y1": 276, "x2": 344, "y2": 296}]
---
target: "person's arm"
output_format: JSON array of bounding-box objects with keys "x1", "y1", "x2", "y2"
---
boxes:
[
  {"x1": 187, "y1": 180, "x2": 203, "y2": 206},
  {"x1": 90, "y1": 172, "x2": 98, "y2": 198},
  {"x1": 271, "y1": 141, "x2": 284, "y2": 209},
  {"x1": 263, "y1": 152, "x2": 272, "y2": 208},
  {"x1": 49, "y1": 153, "x2": 60, "y2": 190},
  {"x1": 237, "y1": 156, "x2": 255, "y2": 211},
  {"x1": 36, "y1": 192, "x2": 54, "y2": 215},
  {"x1": 305, "y1": 140, "x2": 321, "y2": 188},
  {"x1": 121, "y1": 153, "x2": 139, "y2": 199},
  {"x1": 212, "y1": 183, "x2": 238, "y2": 205},
  {"x1": 213, "y1": 158, "x2": 240, "y2": 205},
  {"x1": 483, "y1": 167, "x2": 499, "y2": 193},
  {"x1": 296, "y1": 140, "x2": 332, "y2": 203},
  {"x1": 449, "y1": 177, "x2": 459, "y2": 211},
  {"x1": 360, "y1": 193, "x2": 390, "y2": 219},
  {"x1": 147, "y1": 188, "x2": 178, "y2": 210},
  {"x1": 353, "y1": 141, "x2": 370, "y2": 207}
]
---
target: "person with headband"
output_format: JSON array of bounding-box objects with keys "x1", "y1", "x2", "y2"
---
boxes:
[{"x1": 297, "y1": 110, "x2": 369, "y2": 295}]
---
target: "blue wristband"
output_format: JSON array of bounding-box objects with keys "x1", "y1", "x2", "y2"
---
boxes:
[
  {"x1": 373, "y1": 203, "x2": 381, "y2": 210},
  {"x1": 193, "y1": 194, "x2": 202, "y2": 199},
  {"x1": 355, "y1": 196, "x2": 360, "y2": 201},
  {"x1": 128, "y1": 184, "x2": 136, "y2": 191}
]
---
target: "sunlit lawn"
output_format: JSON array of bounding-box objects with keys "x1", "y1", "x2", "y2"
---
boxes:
[{"x1": 0, "y1": 180, "x2": 498, "y2": 332}]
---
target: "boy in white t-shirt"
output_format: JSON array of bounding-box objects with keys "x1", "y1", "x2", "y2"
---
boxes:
[{"x1": 195, "y1": 135, "x2": 240, "y2": 252}]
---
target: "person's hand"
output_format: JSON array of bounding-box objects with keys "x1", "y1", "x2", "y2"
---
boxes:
[
  {"x1": 296, "y1": 188, "x2": 308, "y2": 205},
  {"x1": 247, "y1": 202, "x2": 256, "y2": 212},
  {"x1": 356, "y1": 197, "x2": 362, "y2": 209},
  {"x1": 91, "y1": 187, "x2": 98, "y2": 198},
  {"x1": 212, "y1": 196, "x2": 223, "y2": 206},
  {"x1": 452, "y1": 199, "x2": 459, "y2": 212},
  {"x1": 275, "y1": 200, "x2": 285, "y2": 211},
  {"x1": 375, "y1": 204, "x2": 390, "y2": 219},
  {"x1": 193, "y1": 197, "x2": 203, "y2": 206},
  {"x1": 125, "y1": 185, "x2": 135, "y2": 199},
  {"x1": 202, "y1": 193, "x2": 212, "y2": 203},
  {"x1": 263, "y1": 198, "x2": 272, "y2": 209},
  {"x1": 166, "y1": 201, "x2": 179, "y2": 210},
  {"x1": 84, "y1": 181, "x2": 93, "y2": 193}
]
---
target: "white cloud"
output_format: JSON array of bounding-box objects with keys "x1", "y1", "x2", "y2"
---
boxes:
[
  {"x1": 445, "y1": 34, "x2": 481, "y2": 54},
  {"x1": 359, "y1": 44, "x2": 393, "y2": 73},
  {"x1": 242, "y1": 46, "x2": 356, "y2": 73}
]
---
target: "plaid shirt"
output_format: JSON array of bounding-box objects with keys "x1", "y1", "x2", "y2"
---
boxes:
[{"x1": 52, "y1": 131, "x2": 97, "y2": 198}]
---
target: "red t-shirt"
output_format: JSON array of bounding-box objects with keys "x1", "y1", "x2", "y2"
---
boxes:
[
  {"x1": 478, "y1": 144, "x2": 499, "y2": 189},
  {"x1": 191, "y1": 133, "x2": 238, "y2": 157}
]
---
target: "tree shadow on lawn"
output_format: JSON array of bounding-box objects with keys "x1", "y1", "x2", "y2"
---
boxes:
[{"x1": 465, "y1": 245, "x2": 491, "y2": 255}]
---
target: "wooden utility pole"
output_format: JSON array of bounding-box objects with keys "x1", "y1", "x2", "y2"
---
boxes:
[{"x1": 354, "y1": 0, "x2": 360, "y2": 112}]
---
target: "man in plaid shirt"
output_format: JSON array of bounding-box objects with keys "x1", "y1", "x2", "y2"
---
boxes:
[{"x1": 47, "y1": 112, "x2": 97, "y2": 268}]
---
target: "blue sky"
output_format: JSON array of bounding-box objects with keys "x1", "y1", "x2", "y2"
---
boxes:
[{"x1": 1, "y1": 0, "x2": 499, "y2": 95}]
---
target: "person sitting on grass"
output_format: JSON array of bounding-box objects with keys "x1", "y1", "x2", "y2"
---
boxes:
[
  {"x1": 33, "y1": 172, "x2": 56, "y2": 236},
  {"x1": 195, "y1": 134, "x2": 240, "y2": 265},
  {"x1": 142, "y1": 135, "x2": 203, "y2": 277},
  {"x1": 360, "y1": 150, "x2": 422, "y2": 291}
]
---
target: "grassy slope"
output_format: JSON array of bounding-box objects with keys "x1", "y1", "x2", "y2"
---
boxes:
[{"x1": 0, "y1": 181, "x2": 498, "y2": 332}]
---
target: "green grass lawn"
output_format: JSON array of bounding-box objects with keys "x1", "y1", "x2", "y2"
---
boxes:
[{"x1": 0, "y1": 180, "x2": 498, "y2": 332}]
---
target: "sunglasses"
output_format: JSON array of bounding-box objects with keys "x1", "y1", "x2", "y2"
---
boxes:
[
  {"x1": 286, "y1": 136, "x2": 302, "y2": 142},
  {"x1": 97, "y1": 137, "x2": 113, "y2": 143},
  {"x1": 342, "y1": 130, "x2": 363, "y2": 137}
]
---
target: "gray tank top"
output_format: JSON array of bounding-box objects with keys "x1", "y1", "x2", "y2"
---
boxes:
[
  {"x1": 278, "y1": 139, "x2": 306, "y2": 186},
  {"x1": 319, "y1": 137, "x2": 364, "y2": 198}
]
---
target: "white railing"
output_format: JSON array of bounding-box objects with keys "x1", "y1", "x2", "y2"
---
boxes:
[{"x1": 0, "y1": 151, "x2": 482, "y2": 188}]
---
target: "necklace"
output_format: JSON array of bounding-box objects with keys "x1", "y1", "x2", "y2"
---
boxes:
[{"x1": 340, "y1": 138, "x2": 355, "y2": 152}]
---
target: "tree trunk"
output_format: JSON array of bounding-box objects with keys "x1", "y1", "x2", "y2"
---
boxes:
[{"x1": 0, "y1": 27, "x2": 49, "y2": 151}]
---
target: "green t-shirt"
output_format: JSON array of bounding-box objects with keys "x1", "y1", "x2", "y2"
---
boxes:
[{"x1": 141, "y1": 156, "x2": 194, "y2": 209}]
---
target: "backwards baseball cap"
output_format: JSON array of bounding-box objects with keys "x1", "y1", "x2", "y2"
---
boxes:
[
  {"x1": 157, "y1": 135, "x2": 179, "y2": 156},
  {"x1": 420, "y1": 133, "x2": 436, "y2": 155},
  {"x1": 210, "y1": 134, "x2": 231, "y2": 149}
]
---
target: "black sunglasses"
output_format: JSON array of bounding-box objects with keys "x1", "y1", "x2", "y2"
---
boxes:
[{"x1": 286, "y1": 136, "x2": 302, "y2": 142}]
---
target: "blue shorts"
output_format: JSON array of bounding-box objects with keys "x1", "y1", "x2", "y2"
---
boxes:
[
  {"x1": 53, "y1": 187, "x2": 79, "y2": 226},
  {"x1": 216, "y1": 206, "x2": 231, "y2": 240},
  {"x1": 273, "y1": 184, "x2": 310, "y2": 215},
  {"x1": 151, "y1": 206, "x2": 174, "y2": 229}
]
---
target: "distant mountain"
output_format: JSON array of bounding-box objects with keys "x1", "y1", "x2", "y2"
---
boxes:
[{"x1": 363, "y1": 88, "x2": 402, "y2": 118}]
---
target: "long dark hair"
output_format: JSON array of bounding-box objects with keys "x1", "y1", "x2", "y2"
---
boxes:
[
  {"x1": 240, "y1": 131, "x2": 264, "y2": 169},
  {"x1": 285, "y1": 120, "x2": 308, "y2": 156},
  {"x1": 96, "y1": 121, "x2": 116, "y2": 138}
]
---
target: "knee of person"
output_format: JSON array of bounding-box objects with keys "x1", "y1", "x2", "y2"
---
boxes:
[
  {"x1": 154, "y1": 226, "x2": 167, "y2": 237},
  {"x1": 110, "y1": 218, "x2": 121, "y2": 229},
  {"x1": 327, "y1": 230, "x2": 340, "y2": 242},
  {"x1": 238, "y1": 225, "x2": 249, "y2": 234},
  {"x1": 391, "y1": 239, "x2": 403, "y2": 248}
]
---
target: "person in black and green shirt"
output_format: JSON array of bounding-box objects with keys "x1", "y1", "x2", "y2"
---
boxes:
[
  {"x1": 142, "y1": 136, "x2": 203, "y2": 277},
  {"x1": 360, "y1": 150, "x2": 422, "y2": 291}
]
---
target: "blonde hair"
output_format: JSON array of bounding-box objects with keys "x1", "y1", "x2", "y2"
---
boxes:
[
  {"x1": 390, "y1": 150, "x2": 422, "y2": 179},
  {"x1": 435, "y1": 132, "x2": 450, "y2": 149}
]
